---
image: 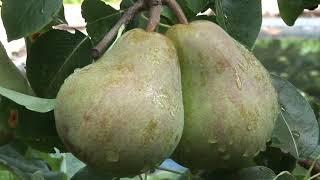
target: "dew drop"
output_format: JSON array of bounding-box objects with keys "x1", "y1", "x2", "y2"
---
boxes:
[
  {"x1": 247, "y1": 125, "x2": 252, "y2": 131},
  {"x1": 106, "y1": 150, "x2": 119, "y2": 162},
  {"x1": 73, "y1": 68, "x2": 81, "y2": 73},
  {"x1": 292, "y1": 130, "x2": 300, "y2": 139},
  {"x1": 233, "y1": 69, "x2": 243, "y2": 90},
  {"x1": 237, "y1": 62, "x2": 248, "y2": 72}
]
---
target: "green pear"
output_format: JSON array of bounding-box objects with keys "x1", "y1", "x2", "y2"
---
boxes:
[
  {"x1": 54, "y1": 29, "x2": 184, "y2": 177},
  {"x1": 0, "y1": 42, "x2": 31, "y2": 145},
  {"x1": 166, "y1": 21, "x2": 279, "y2": 170}
]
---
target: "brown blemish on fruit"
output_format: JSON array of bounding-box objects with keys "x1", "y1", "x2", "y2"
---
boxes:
[
  {"x1": 143, "y1": 119, "x2": 158, "y2": 145},
  {"x1": 8, "y1": 110, "x2": 18, "y2": 129}
]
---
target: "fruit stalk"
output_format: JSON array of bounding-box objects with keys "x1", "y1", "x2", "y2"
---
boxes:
[
  {"x1": 146, "y1": 0, "x2": 162, "y2": 32},
  {"x1": 92, "y1": 0, "x2": 145, "y2": 59},
  {"x1": 163, "y1": 0, "x2": 188, "y2": 24},
  {"x1": 92, "y1": 0, "x2": 188, "y2": 59}
]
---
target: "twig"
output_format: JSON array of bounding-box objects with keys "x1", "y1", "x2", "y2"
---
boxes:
[
  {"x1": 146, "y1": 0, "x2": 162, "y2": 32},
  {"x1": 299, "y1": 159, "x2": 320, "y2": 177},
  {"x1": 163, "y1": 0, "x2": 188, "y2": 24},
  {"x1": 92, "y1": 0, "x2": 145, "y2": 59}
]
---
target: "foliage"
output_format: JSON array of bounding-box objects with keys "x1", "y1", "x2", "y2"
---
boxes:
[{"x1": 0, "y1": 0, "x2": 319, "y2": 179}]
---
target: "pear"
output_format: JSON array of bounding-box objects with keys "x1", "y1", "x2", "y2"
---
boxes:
[
  {"x1": 0, "y1": 42, "x2": 31, "y2": 145},
  {"x1": 166, "y1": 21, "x2": 279, "y2": 170},
  {"x1": 54, "y1": 29, "x2": 184, "y2": 177}
]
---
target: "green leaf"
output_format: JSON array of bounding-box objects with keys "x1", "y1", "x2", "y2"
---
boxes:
[
  {"x1": 277, "y1": 0, "x2": 304, "y2": 26},
  {"x1": 274, "y1": 171, "x2": 295, "y2": 180},
  {"x1": 271, "y1": 75, "x2": 319, "y2": 158},
  {"x1": 303, "y1": 0, "x2": 320, "y2": 9},
  {"x1": 16, "y1": 110, "x2": 64, "y2": 152},
  {"x1": 180, "y1": 0, "x2": 208, "y2": 15},
  {"x1": 215, "y1": 0, "x2": 262, "y2": 49},
  {"x1": 82, "y1": 0, "x2": 122, "y2": 45},
  {"x1": 1, "y1": 0, "x2": 63, "y2": 41},
  {"x1": 26, "y1": 29, "x2": 93, "y2": 98},
  {"x1": 0, "y1": 86, "x2": 55, "y2": 113},
  {"x1": 71, "y1": 167, "x2": 113, "y2": 180},
  {"x1": 0, "y1": 143, "x2": 66, "y2": 180},
  {"x1": 228, "y1": 166, "x2": 276, "y2": 180}
]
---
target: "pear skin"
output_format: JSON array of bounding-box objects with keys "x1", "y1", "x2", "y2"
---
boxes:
[
  {"x1": 54, "y1": 29, "x2": 184, "y2": 177},
  {"x1": 166, "y1": 21, "x2": 279, "y2": 170}
]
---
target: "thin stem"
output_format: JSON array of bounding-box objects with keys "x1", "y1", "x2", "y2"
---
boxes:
[
  {"x1": 156, "y1": 167, "x2": 184, "y2": 175},
  {"x1": 163, "y1": 0, "x2": 188, "y2": 24},
  {"x1": 92, "y1": 0, "x2": 145, "y2": 59},
  {"x1": 309, "y1": 172, "x2": 320, "y2": 180},
  {"x1": 146, "y1": 0, "x2": 162, "y2": 32}
]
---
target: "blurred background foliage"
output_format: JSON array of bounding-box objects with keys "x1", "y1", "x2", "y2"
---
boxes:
[{"x1": 254, "y1": 39, "x2": 320, "y2": 119}]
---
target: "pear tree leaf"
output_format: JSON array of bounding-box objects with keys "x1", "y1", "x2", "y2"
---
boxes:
[
  {"x1": 1, "y1": 0, "x2": 63, "y2": 41},
  {"x1": 215, "y1": 0, "x2": 262, "y2": 49},
  {"x1": 227, "y1": 166, "x2": 276, "y2": 180},
  {"x1": 277, "y1": 0, "x2": 304, "y2": 26},
  {"x1": 271, "y1": 75, "x2": 319, "y2": 159},
  {"x1": 82, "y1": 0, "x2": 122, "y2": 45},
  {"x1": 0, "y1": 86, "x2": 55, "y2": 113},
  {"x1": 274, "y1": 171, "x2": 295, "y2": 180},
  {"x1": 26, "y1": 29, "x2": 93, "y2": 98},
  {"x1": 0, "y1": 144, "x2": 65, "y2": 180}
]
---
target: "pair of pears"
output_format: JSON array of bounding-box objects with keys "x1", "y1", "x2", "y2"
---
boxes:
[{"x1": 54, "y1": 21, "x2": 279, "y2": 177}]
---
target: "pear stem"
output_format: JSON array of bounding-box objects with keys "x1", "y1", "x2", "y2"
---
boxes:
[
  {"x1": 92, "y1": 0, "x2": 145, "y2": 59},
  {"x1": 163, "y1": 0, "x2": 188, "y2": 24},
  {"x1": 146, "y1": 0, "x2": 162, "y2": 32}
]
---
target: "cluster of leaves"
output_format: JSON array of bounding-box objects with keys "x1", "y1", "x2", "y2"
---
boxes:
[{"x1": 0, "y1": 0, "x2": 320, "y2": 179}]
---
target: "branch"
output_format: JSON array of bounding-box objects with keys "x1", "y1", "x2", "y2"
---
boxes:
[
  {"x1": 146, "y1": 0, "x2": 162, "y2": 32},
  {"x1": 92, "y1": 0, "x2": 145, "y2": 59},
  {"x1": 163, "y1": 0, "x2": 188, "y2": 24}
]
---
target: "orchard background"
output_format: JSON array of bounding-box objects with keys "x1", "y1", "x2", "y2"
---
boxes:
[{"x1": 0, "y1": 0, "x2": 320, "y2": 179}]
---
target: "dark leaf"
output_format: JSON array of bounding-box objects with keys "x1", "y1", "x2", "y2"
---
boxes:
[
  {"x1": 0, "y1": 143, "x2": 65, "y2": 180},
  {"x1": 271, "y1": 75, "x2": 319, "y2": 158},
  {"x1": 71, "y1": 166, "x2": 114, "y2": 180},
  {"x1": 277, "y1": 0, "x2": 304, "y2": 26},
  {"x1": 82, "y1": 0, "x2": 121, "y2": 45},
  {"x1": 1, "y1": 0, "x2": 63, "y2": 41},
  {"x1": 228, "y1": 166, "x2": 276, "y2": 180},
  {"x1": 26, "y1": 29, "x2": 93, "y2": 98},
  {"x1": 215, "y1": 0, "x2": 262, "y2": 49},
  {"x1": 274, "y1": 171, "x2": 295, "y2": 180}
]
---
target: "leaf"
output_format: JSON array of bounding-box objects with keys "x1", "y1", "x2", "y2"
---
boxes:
[
  {"x1": 303, "y1": 0, "x2": 320, "y2": 9},
  {"x1": 272, "y1": 112, "x2": 300, "y2": 158},
  {"x1": 254, "y1": 147, "x2": 297, "y2": 174},
  {"x1": 271, "y1": 74, "x2": 319, "y2": 158},
  {"x1": 16, "y1": 110, "x2": 64, "y2": 152},
  {"x1": 26, "y1": 29, "x2": 93, "y2": 98},
  {"x1": 0, "y1": 86, "x2": 55, "y2": 113},
  {"x1": 277, "y1": 0, "x2": 304, "y2": 26},
  {"x1": 60, "y1": 153, "x2": 85, "y2": 179},
  {"x1": 82, "y1": 0, "x2": 122, "y2": 45},
  {"x1": 1, "y1": 0, "x2": 63, "y2": 41},
  {"x1": 215, "y1": 0, "x2": 262, "y2": 49},
  {"x1": 180, "y1": 0, "x2": 208, "y2": 15},
  {"x1": 0, "y1": 143, "x2": 66, "y2": 180},
  {"x1": 71, "y1": 167, "x2": 113, "y2": 180},
  {"x1": 274, "y1": 171, "x2": 295, "y2": 180},
  {"x1": 228, "y1": 166, "x2": 276, "y2": 180}
]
